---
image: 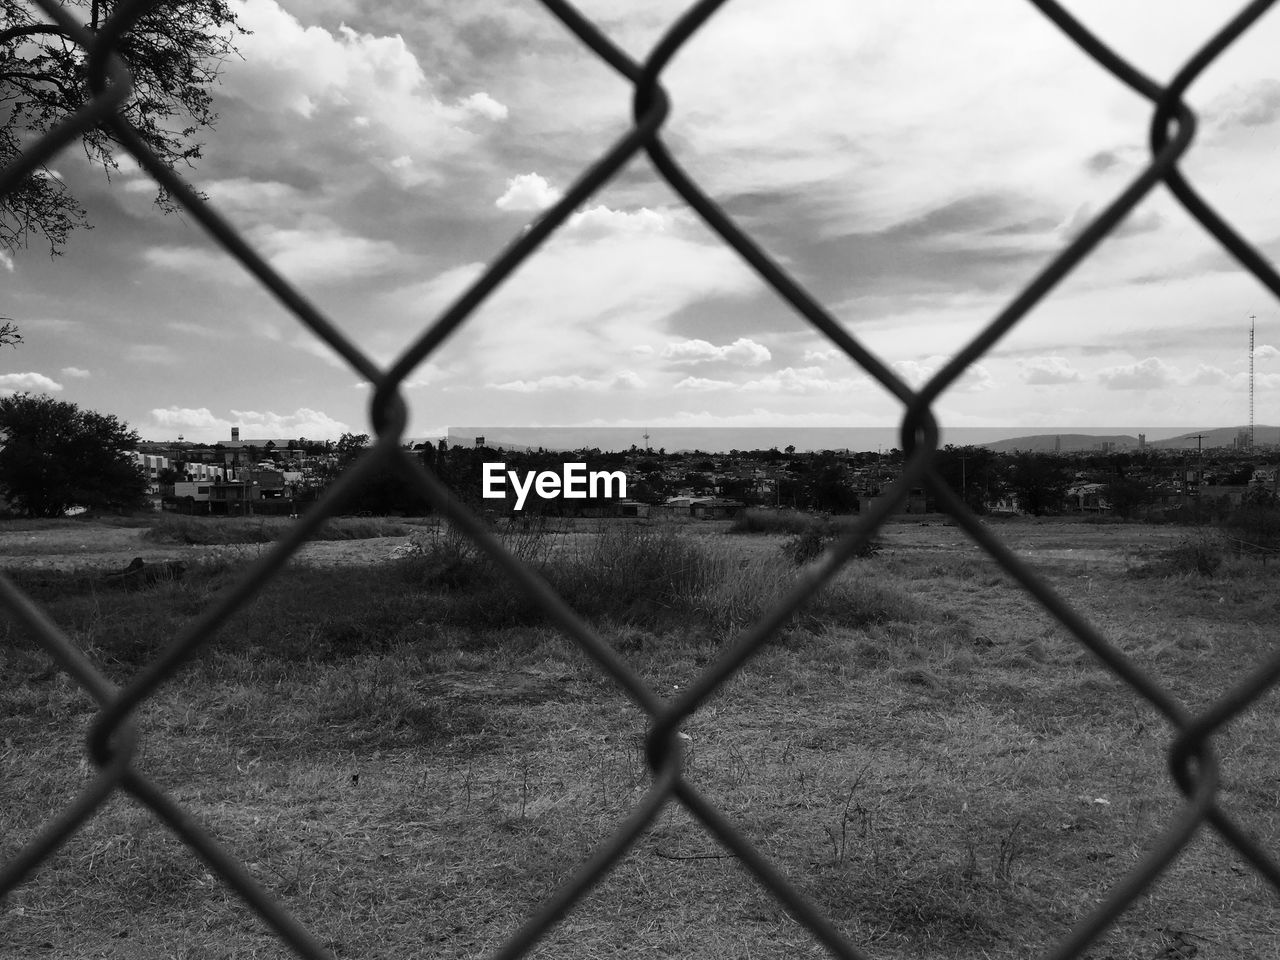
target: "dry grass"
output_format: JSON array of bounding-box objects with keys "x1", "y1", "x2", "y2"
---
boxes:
[
  {"x1": 2, "y1": 519, "x2": 1278, "y2": 959},
  {"x1": 143, "y1": 514, "x2": 422, "y2": 545}
]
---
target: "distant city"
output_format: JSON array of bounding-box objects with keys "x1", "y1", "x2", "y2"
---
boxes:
[{"x1": 443, "y1": 425, "x2": 1280, "y2": 454}]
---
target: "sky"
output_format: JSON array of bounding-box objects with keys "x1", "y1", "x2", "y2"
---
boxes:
[{"x1": 6, "y1": 0, "x2": 1280, "y2": 443}]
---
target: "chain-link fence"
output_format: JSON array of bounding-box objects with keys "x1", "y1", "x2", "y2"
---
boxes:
[{"x1": 3, "y1": 1, "x2": 1280, "y2": 958}]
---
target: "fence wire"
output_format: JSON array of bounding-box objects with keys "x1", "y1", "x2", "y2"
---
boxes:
[{"x1": 3, "y1": 1, "x2": 1280, "y2": 958}]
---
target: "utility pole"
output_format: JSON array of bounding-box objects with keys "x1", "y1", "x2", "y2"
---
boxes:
[
  {"x1": 1250, "y1": 315, "x2": 1256, "y2": 452},
  {"x1": 1189, "y1": 433, "x2": 1206, "y2": 521}
]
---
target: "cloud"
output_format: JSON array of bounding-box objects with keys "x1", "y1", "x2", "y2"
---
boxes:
[
  {"x1": 1019, "y1": 356, "x2": 1083, "y2": 384},
  {"x1": 1254, "y1": 344, "x2": 1279, "y2": 359},
  {"x1": 674, "y1": 377, "x2": 735, "y2": 392},
  {"x1": 1185, "y1": 365, "x2": 1228, "y2": 386},
  {"x1": 662, "y1": 337, "x2": 771, "y2": 366},
  {"x1": 565, "y1": 205, "x2": 670, "y2": 238},
  {"x1": 147, "y1": 406, "x2": 352, "y2": 441},
  {"x1": 803, "y1": 347, "x2": 843, "y2": 363},
  {"x1": 460, "y1": 92, "x2": 508, "y2": 122},
  {"x1": 203, "y1": 178, "x2": 306, "y2": 211},
  {"x1": 0, "y1": 372, "x2": 63, "y2": 394},
  {"x1": 0, "y1": 250, "x2": 12, "y2": 272},
  {"x1": 59, "y1": 367, "x2": 91, "y2": 379},
  {"x1": 222, "y1": 0, "x2": 506, "y2": 186},
  {"x1": 1210, "y1": 79, "x2": 1280, "y2": 130},
  {"x1": 387, "y1": 205, "x2": 759, "y2": 384},
  {"x1": 741, "y1": 366, "x2": 863, "y2": 394},
  {"x1": 1096, "y1": 357, "x2": 1178, "y2": 390},
  {"x1": 126, "y1": 345, "x2": 179, "y2": 364},
  {"x1": 495, "y1": 173, "x2": 562, "y2": 212},
  {"x1": 144, "y1": 220, "x2": 408, "y2": 286},
  {"x1": 892, "y1": 357, "x2": 994, "y2": 393},
  {"x1": 489, "y1": 371, "x2": 645, "y2": 392}
]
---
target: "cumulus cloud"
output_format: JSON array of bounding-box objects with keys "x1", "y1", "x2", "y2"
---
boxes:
[
  {"x1": 566, "y1": 205, "x2": 669, "y2": 238},
  {"x1": 59, "y1": 366, "x2": 91, "y2": 379},
  {"x1": 495, "y1": 173, "x2": 562, "y2": 212},
  {"x1": 144, "y1": 219, "x2": 408, "y2": 286},
  {"x1": 0, "y1": 372, "x2": 62, "y2": 394},
  {"x1": 388, "y1": 205, "x2": 759, "y2": 384},
  {"x1": 489, "y1": 371, "x2": 645, "y2": 392},
  {"x1": 1096, "y1": 357, "x2": 1178, "y2": 390},
  {"x1": 222, "y1": 0, "x2": 506, "y2": 186},
  {"x1": 1210, "y1": 79, "x2": 1280, "y2": 130},
  {"x1": 148, "y1": 406, "x2": 352, "y2": 440},
  {"x1": 1254, "y1": 343, "x2": 1279, "y2": 359},
  {"x1": 1185, "y1": 365, "x2": 1229, "y2": 386},
  {"x1": 460, "y1": 92, "x2": 508, "y2": 122},
  {"x1": 803, "y1": 347, "x2": 844, "y2": 363},
  {"x1": 674, "y1": 377, "x2": 735, "y2": 392},
  {"x1": 892, "y1": 357, "x2": 994, "y2": 392},
  {"x1": 1019, "y1": 356, "x2": 1083, "y2": 384},
  {"x1": 662, "y1": 337, "x2": 771, "y2": 366},
  {"x1": 742, "y1": 366, "x2": 863, "y2": 394},
  {"x1": 0, "y1": 250, "x2": 12, "y2": 272}
]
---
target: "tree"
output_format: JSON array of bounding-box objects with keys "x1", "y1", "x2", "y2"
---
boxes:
[
  {"x1": 0, "y1": 317, "x2": 19, "y2": 346},
  {"x1": 933, "y1": 444, "x2": 1003, "y2": 514},
  {"x1": 1102, "y1": 476, "x2": 1153, "y2": 519},
  {"x1": 1, "y1": 1, "x2": 246, "y2": 257},
  {"x1": 0, "y1": 392, "x2": 146, "y2": 515},
  {"x1": 1005, "y1": 453, "x2": 1069, "y2": 517}
]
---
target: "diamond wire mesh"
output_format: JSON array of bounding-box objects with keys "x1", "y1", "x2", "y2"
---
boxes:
[{"x1": 2, "y1": 1, "x2": 1280, "y2": 958}]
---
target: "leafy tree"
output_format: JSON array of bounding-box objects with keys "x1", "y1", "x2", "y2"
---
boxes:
[
  {"x1": 0, "y1": 392, "x2": 146, "y2": 515},
  {"x1": 933, "y1": 444, "x2": 1003, "y2": 514},
  {"x1": 1005, "y1": 453, "x2": 1069, "y2": 517},
  {"x1": 334, "y1": 432, "x2": 371, "y2": 469},
  {"x1": 1102, "y1": 476, "x2": 1153, "y2": 519},
  {"x1": 0, "y1": 318, "x2": 19, "y2": 346},
  {"x1": 1, "y1": 0, "x2": 246, "y2": 257}
]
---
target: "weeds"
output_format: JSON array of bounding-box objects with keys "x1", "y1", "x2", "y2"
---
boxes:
[
  {"x1": 1142, "y1": 533, "x2": 1226, "y2": 577},
  {"x1": 5, "y1": 520, "x2": 1280, "y2": 959},
  {"x1": 730, "y1": 508, "x2": 830, "y2": 535},
  {"x1": 144, "y1": 514, "x2": 416, "y2": 545}
]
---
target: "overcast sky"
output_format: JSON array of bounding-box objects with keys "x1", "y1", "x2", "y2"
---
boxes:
[{"x1": 6, "y1": 0, "x2": 1280, "y2": 442}]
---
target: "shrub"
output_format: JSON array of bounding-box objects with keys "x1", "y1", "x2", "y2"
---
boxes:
[
  {"x1": 145, "y1": 514, "x2": 414, "y2": 545},
  {"x1": 781, "y1": 527, "x2": 832, "y2": 565},
  {"x1": 549, "y1": 525, "x2": 727, "y2": 623},
  {"x1": 730, "y1": 508, "x2": 826, "y2": 535},
  {"x1": 1160, "y1": 535, "x2": 1225, "y2": 577}
]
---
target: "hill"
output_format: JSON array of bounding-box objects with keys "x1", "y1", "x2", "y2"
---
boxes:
[
  {"x1": 982, "y1": 433, "x2": 1139, "y2": 453},
  {"x1": 982, "y1": 426, "x2": 1280, "y2": 453}
]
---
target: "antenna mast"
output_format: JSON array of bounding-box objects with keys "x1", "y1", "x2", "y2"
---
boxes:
[{"x1": 1250, "y1": 315, "x2": 1256, "y2": 452}]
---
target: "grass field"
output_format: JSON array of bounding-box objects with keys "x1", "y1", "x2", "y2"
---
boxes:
[{"x1": 1, "y1": 515, "x2": 1277, "y2": 959}]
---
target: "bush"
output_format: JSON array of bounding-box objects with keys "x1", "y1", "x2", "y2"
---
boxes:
[
  {"x1": 781, "y1": 527, "x2": 832, "y2": 565},
  {"x1": 145, "y1": 515, "x2": 414, "y2": 545},
  {"x1": 1160, "y1": 535, "x2": 1225, "y2": 577},
  {"x1": 730, "y1": 508, "x2": 827, "y2": 535},
  {"x1": 550, "y1": 525, "x2": 727, "y2": 623}
]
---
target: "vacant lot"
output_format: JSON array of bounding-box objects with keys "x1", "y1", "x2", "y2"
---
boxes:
[{"x1": 1, "y1": 515, "x2": 1277, "y2": 959}]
